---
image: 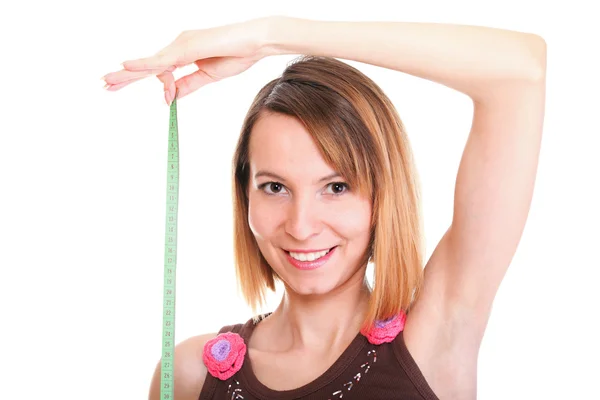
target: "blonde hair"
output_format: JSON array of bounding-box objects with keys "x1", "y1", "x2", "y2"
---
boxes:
[{"x1": 231, "y1": 55, "x2": 425, "y2": 332}]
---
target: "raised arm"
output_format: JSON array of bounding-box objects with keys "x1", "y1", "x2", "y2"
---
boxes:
[
  {"x1": 262, "y1": 16, "x2": 547, "y2": 396},
  {"x1": 261, "y1": 17, "x2": 545, "y2": 103}
]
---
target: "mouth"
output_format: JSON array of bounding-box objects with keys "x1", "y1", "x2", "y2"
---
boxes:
[
  {"x1": 283, "y1": 246, "x2": 337, "y2": 255},
  {"x1": 282, "y1": 246, "x2": 338, "y2": 270}
]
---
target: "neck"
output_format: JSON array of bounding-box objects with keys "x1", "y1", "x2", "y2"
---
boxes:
[{"x1": 268, "y1": 265, "x2": 372, "y2": 353}]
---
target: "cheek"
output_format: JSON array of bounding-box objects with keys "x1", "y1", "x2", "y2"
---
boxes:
[
  {"x1": 331, "y1": 200, "x2": 372, "y2": 237},
  {"x1": 247, "y1": 193, "x2": 279, "y2": 239}
]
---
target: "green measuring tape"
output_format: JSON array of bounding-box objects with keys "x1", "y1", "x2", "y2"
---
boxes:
[{"x1": 161, "y1": 90, "x2": 179, "y2": 400}]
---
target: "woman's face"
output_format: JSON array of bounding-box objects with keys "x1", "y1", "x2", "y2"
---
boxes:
[{"x1": 247, "y1": 112, "x2": 372, "y2": 296}]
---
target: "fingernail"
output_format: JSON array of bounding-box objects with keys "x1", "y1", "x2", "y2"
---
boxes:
[{"x1": 165, "y1": 90, "x2": 171, "y2": 106}]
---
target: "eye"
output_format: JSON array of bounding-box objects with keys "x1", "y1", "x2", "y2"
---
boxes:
[
  {"x1": 325, "y1": 182, "x2": 349, "y2": 196},
  {"x1": 259, "y1": 181, "x2": 288, "y2": 195}
]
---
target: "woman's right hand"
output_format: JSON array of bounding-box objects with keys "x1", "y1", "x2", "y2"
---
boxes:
[{"x1": 102, "y1": 16, "x2": 276, "y2": 105}]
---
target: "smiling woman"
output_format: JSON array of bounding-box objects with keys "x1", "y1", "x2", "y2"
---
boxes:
[
  {"x1": 232, "y1": 57, "x2": 424, "y2": 329},
  {"x1": 108, "y1": 15, "x2": 547, "y2": 400}
]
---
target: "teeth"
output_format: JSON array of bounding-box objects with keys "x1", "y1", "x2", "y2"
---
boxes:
[{"x1": 289, "y1": 248, "x2": 331, "y2": 262}]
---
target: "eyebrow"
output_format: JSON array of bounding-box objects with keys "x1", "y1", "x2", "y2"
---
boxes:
[{"x1": 254, "y1": 170, "x2": 342, "y2": 185}]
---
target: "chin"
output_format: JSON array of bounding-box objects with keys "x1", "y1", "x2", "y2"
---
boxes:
[
  {"x1": 285, "y1": 282, "x2": 336, "y2": 297},
  {"x1": 279, "y1": 268, "x2": 341, "y2": 296}
]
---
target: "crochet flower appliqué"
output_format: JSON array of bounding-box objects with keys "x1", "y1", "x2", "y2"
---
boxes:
[
  {"x1": 203, "y1": 332, "x2": 247, "y2": 380},
  {"x1": 360, "y1": 310, "x2": 407, "y2": 345}
]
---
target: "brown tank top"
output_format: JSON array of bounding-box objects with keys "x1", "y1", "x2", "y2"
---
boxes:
[{"x1": 199, "y1": 312, "x2": 439, "y2": 399}]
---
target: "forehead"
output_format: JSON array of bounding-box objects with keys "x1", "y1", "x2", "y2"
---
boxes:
[{"x1": 249, "y1": 113, "x2": 333, "y2": 178}]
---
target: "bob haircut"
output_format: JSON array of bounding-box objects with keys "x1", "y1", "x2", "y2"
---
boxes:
[{"x1": 232, "y1": 55, "x2": 425, "y2": 332}]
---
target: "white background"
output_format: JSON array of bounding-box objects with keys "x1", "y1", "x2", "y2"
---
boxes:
[{"x1": 1, "y1": 0, "x2": 598, "y2": 399}]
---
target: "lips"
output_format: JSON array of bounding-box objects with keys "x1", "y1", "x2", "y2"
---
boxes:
[
  {"x1": 283, "y1": 246, "x2": 338, "y2": 270},
  {"x1": 284, "y1": 246, "x2": 336, "y2": 254}
]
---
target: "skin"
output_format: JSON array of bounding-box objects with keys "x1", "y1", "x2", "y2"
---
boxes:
[
  {"x1": 106, "y1": 16, "x2": 547, "y2": 400},
  {"x1": 246, "y1": 110, "x2": 374, "y2": 356}
]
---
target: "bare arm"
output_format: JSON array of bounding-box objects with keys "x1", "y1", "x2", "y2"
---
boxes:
[
  {"x1": 261, "y1": 14, "x2": 546, "y2": 320},
  {"x1": 261, "y1": 16, "x2": 545, "y2": 103},
  {"x1": 262, "y1": 14, "x2": 546, "y2": 321}
]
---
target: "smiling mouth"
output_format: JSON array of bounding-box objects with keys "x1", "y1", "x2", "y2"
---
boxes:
[
  {"x1": 283, "y1": 245, "x2": 338, "y2": 268},
  {"x1": 283, "y1": 246, "x2": 337, "y2": 254}
]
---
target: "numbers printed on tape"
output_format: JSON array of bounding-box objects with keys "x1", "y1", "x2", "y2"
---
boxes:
[{"x1": 161, "y1": 91, "x2": 179, "y2": 400}]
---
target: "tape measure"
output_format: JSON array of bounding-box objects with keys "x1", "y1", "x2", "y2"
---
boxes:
[{"x1": 161, "y1": 90, "x2": 179, "y2": 400}]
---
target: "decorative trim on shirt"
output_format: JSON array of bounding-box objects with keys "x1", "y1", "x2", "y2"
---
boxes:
[
  {"x1": 360, "y1": 310, "x2": 407, "y2": 345},
  {"x1": 203, "y1": 332, "x2": 247, "y2": 380}
]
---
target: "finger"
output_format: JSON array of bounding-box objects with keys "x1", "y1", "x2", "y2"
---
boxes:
[
  {"x1": 172, "y1": 68, "x2": 216, "y2": 100},
  {"x1": 103, "y1": 76, "x2": 145, "y2": 91},
  {"x1": 156, "y1": 70, "x2": 176, "y2": 105},
  {"x1": 104, "y1": 65, "x2": 176, "y2": 85},
  {"x1": 122, "y1": 53, "x2": 178, "y2": 71},
  {"x1": 156, "y1": 70, "x2": 175, "y2": 92},
  {"x1": 104, "y1": 70, "x2": 150, "y2": 85}
]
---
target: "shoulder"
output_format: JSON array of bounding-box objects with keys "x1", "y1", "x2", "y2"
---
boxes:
[{"x1": 148, "y1": 332, "x2": 218, "y2": 400}]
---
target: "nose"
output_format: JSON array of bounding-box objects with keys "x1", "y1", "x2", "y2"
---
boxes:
[{"x1": 284, "y1": 194, "x2": 323, "y2": 242}]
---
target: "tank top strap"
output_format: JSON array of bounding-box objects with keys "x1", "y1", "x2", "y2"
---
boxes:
[{"x1": 236, "y1": 312, "x2": 272, "y2": 341}]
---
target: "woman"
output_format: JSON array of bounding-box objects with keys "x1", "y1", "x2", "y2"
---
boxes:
[{"x1": 103, "y1": 16, "x2": 546, "y2": 400}]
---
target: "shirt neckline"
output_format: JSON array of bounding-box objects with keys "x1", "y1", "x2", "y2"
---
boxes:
[{"x1": 237, "y1": 312, "x2": 369, "y2": 400}]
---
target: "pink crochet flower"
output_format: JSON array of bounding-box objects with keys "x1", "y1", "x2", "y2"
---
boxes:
[
  {"x1": 360, "y1": 310, "x2": 407, "y2": 345},
  {"x1": 203, "y1": 332, "x2": 247, "y2": 380}
]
